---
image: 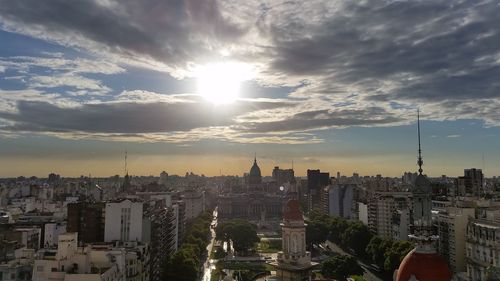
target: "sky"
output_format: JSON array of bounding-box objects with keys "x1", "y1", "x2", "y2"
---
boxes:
[{"x1": 0, "y1": 0, "x2": 499, "y2": 178}]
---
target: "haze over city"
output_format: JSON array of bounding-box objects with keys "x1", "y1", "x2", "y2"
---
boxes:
[{"x1": 1, "y1": 1, "x2": 500, "y2": 177}]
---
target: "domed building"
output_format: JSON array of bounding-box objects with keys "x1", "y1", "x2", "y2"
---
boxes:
[
  {"x1": 217, "y1": 156, "x2": 284, "y2": 221},
  {"x1": 394, "y1": 111, "x2": 451, "y2": 281},
  {"x1": 248, "y1": 157, "x2": 262, "y2": 185}
]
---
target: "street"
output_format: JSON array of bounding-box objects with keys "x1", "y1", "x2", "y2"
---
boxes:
[{"x1": 201, "y1": 208, "x2": 218, "y2": 281}]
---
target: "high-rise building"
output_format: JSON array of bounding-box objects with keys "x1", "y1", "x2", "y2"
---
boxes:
[
  {"x1": 436, "y1": 207, "x2": 475, "y2": 273},
  {"x1": 67, "y1": 202, "x2": 105, "y2": 243},
  {"x1": 181, "y1": 190, "x2": 205, "y2": 220},
  {"x1": 368, "y1": 191, "x2": 412, "y2": 239},
  {"x1": 328, "y1": 184, "x2": 355, "y2": 219},
  {"x1": 272, "y1": 166, "x2": 295, "y2": 186},
  {"x1": 104, "y1": 199, "x2": 144, "y2": 242},
  {"x1": 307, "y1": 169, "x2": 330, "y2": 211},
  {"x1": 457, "y1": 168, "x2": 484, "y2": 196}
]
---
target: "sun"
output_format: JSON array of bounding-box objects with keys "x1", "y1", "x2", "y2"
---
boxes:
[{"x1": 195, "y1": 62, "x2": 252, "y2": 104}]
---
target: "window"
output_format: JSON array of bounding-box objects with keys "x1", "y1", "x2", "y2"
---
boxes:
[{"x1": 37, "y1": 266, "x2": 44, "y2": 272}]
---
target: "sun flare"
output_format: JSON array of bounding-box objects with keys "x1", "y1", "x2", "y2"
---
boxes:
[{"x1": 195, "y1": 62, "x2": 252, "y2": 104}]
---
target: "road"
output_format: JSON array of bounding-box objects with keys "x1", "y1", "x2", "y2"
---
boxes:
[
  {"x1": 201, "y1": 208, "x2": 218, "y2": 281},
  {"x1": 324, "y1": 241, "x2": 383, "y2": 281}
]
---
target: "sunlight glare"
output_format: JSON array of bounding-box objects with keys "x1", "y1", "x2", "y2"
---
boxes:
[{"x1": 196, "y1": 62, "x2": 252, "y2": 104}]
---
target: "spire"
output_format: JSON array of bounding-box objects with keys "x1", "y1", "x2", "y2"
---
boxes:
[
  {"x1": 254, "y1": 152, "x2": 257, "y2": 164},
  {"x1": 417, "y1": 109, "x2": 423, "y2": 175},
  {"x1": 125, "y1": 149, "x2": 128, "y2": 176}
]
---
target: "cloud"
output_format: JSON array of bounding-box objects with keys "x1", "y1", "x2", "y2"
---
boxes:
[
  {"x1": 0, "y1": 98, "x2": 291, "y2": 134},
  {"x1": 447, "y1": 134, "x2": 461, "y2": 138},
  {"x1": 1, "y1": 0, "x2": 500, "y2": 145},
  {"x1": 0, "y1": 0, "x2": 245, "y2": 72}
]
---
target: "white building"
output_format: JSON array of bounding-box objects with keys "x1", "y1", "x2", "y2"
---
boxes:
[
  {"x1": 44, "y1": 222, "x2": 67, "y2": 248},
  {"x1": 32, "y1": 233, "x2": 122, "y2": 281},
  {"x1": 466, "y1": 212, "x2": 500, "y2": 281},
  {"x1": 358, "y1": 202, "x2": 368, "y2": 225},
  {"x1": 104, "y1": 199, "x2": 145, "y2": 242},
  {"x1": 182, "y1": 190, "x2": 205, "y2": 219},
  {"x1": 368, "y1": 191, "x2": 412, "y2": 239}
]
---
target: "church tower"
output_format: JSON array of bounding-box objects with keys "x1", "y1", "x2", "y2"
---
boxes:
[
  {"x1": 270, "y1": 199, "x2": 316, "y2": 281},
  {"x1": 395, "y1": 110, "x2": 451, "y2": 281}
]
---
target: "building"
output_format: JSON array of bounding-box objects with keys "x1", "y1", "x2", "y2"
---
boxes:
[
  {"x1": 328, "y1": 184, "x2": 355, "y2": 219},
  {"x1": 104, "y1": 198, "x2": 178, "y2": 281},
  {"x1": 269, "y1": 199, "x2": 317, "y2": 281},
  {"x1": 181, "y1": 190, "x2": 205, "y2": 220},
  {"x1": 457, "y1": 168, "x2": 484, "y2": 196},
  {"x1": 218, "y1": 158, "x2": 283, "y2": 222},
  {"x1": 67, "y1": 202, "x2": 105, "y2": 243},
  {"x1": 104, "y1": 199, "x2": 144, "y2": 242},
  {"x1": 436, "y1": 207, "x2": 475, "y2": 274},
  {"x1": 44, "y1": 222, "x2": 66, "y2": 248},
  {"x1": 306, "y1": 170, "x2": 330, "y2": 212},
  {"x1": 272, "y1": 167, "x2": 295, "y2": 186},
  {"x1": 32, "y1": 233, "x2": 122, "y2": 281},
  {"x1": 358, "y1": 202, "x2": 368, "y2": 225},
  {"x1": 368, "y1": 191, "x2": 412, "y2": 239},
  {"x1": 159, "y1": 171, "x2": 168, "y2": 186},
  {"x1": 392, "y1": 208, "x2": 411, "y2": 241},
  {"x1": 466, "y1": 213, "x2": 500, "y2": 281}
]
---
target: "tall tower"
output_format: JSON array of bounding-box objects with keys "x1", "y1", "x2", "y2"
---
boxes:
[
  {"x1": 395, "y1": 110, "x2": 451, "y2": 281},
  {"x1": 411, "y1": 109, "x2": 433, "y2": 239},
  {"x1": 269, "y1": 199, "x2": 316, "y2": 281}
]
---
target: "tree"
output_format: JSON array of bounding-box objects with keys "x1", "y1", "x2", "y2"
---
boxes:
[
  {"x1": 215, "y1": 219, "x2": 259, "y2": 253},
  {"x1": 306, "y1": 220, "x2": 329, "y2": 247},
  {"x1": 341, "y1": 221, "x2": 373, "y2": 257},
  {"x1": 321, "y1": 255, "x2": 363, "y2": 281},
  {"x1": 383, "y1": 240, "x2": 414, "y2": 272},
  {"x1": 329, "y1": 217, "x2": 349, "y2": 244},
  {"x1": 366, "y1": 236, "x2": 393, "y2": 268}
]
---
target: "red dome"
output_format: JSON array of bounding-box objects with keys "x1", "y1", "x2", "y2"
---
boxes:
[
  {"x1": 396, "y1": 249, "x2": 451, "y2": 281},
  {"x1": 283, "y1": 199, "x2": 303, "y2": 221}
]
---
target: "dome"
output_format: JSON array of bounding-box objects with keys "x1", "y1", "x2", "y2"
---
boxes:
[
  {"x1": 413, "y1": 174, "x2": 431, "y2": 193},
  {"x1": 250, "y1": 158, "x2": 261, "y2": 177},
  {"x1": 396, "y1": 249, "x2": 451, "y2": 281},
  {"x1": 283, "y1": 199, "x2": 303, "y2": 221}
]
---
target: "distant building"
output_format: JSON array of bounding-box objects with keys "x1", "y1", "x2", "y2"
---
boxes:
[
  {"x1": 272, "y1": 166, "x2": 295, "y2": 186},
  {"x1": 328, "y1": 184, "x2": 355, "y2": 219},
  {"x1": 218, "y1": 157, "x2": 283, "y2": 221},
  {"x1": 307, "y1": 169, "x2": 330, "y2": 212},
  {"x1": 181, "y1": 190, "x2": 205, "y2": 220},
  {"x1": 159, "y1": 171, "x2": 168, "y2": 186},
  {"x1": 457, "y1": 168, "x2": 484, "y2": 196},
  {"x1": 44, "y1": 222, "x2": 66, "y2": 248}
]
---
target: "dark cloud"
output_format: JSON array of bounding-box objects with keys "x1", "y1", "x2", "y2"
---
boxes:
[
  {"x1": 0, "y1": 99, "x2": 290, "y2": 134},
  {"x1": 268, "y1": 0, "x2": 500, "y2": 101},
  {"x1": 0, "y1": 0, "x2": 244, "y2": 67},
  {"x1": 239, "y1": 107, "x2": 402, "y2": 133}
]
